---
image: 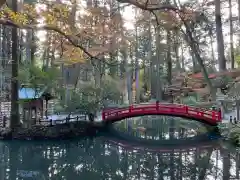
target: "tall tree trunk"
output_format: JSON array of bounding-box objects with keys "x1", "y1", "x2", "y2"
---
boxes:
[
  {"x1": 120, "y1": 47, "x2": 128, "y2": 103},
  {"x1": 215, "y1": 0, "x2": 226, "y2": 70},
  {"x1": 128, "y1": 45, "x2": 133, "y2": 104},
  {"x1": 190, "y1": 48, "x2": 199, "y2": 73},
  {"x1": 26, "y1": 30, "x2": 32, "y2": 63},
  {"x1": 210, "y1": 32, "x2": 215, "y2": 66},
  {"x1": 18, "y1": 32, "x2": 23, "y2": 65},
  {"x1": 92, "y1": 0, "x2": 101, "y2": 97},
  {"x1": 147, "y1": 19, "x2": 153, "y2": 94},
  {"x1": 10, "y1": 0, "x2": 19, "y2": 129},
  {"x1": 30, "y1": 31, "x2": 35, "y2": 64},
  {"x1": 173, "y1": 30, "x2": 181, "y2": 71},
  {"x1": 184, "y1": 22, "x2": 215, "y2": 99},
  {"x1": 155, "y1": 25, "x2": 163, "y2": 101},
  {"x1": 166, "y1": 31, "x2": 172, "y2": 85},
  {"x1": 238, "y1": 0, "x2": 240, "y2": 46},
  {"x1": 180, "y1": 42, "x2": 184, "y2": 70},
  {"x1": 191, "y1": 31, "x2": 201, "y2": 73},
  {"x1": 229, "y1": 0, "x2": 234, "y2": 69},
  {"x1": 135, "y1": 10, "x2": 140, "y2": 103}
]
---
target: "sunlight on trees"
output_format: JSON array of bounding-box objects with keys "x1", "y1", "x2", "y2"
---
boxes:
[
  {"x1": 0, "y1": 1, "x2": 130, "y2": 65},
  {"x1": 0, "y1": 0, "x2": 239, "y2": 130}
]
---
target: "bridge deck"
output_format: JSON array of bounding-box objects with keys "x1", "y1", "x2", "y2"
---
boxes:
[{"x1": 102, "y1": 103, "x2": 222, "y2": 126}]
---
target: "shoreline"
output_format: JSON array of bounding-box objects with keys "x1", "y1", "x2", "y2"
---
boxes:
[{"x1": 0, "y1": 121, "x2": 106, "y2": 140}]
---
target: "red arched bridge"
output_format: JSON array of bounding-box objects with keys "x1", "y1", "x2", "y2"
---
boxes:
[{"x1": 102, "y1": 103, "x2": 222, "y2": 126}]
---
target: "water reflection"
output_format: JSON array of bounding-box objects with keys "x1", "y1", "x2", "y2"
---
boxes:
[
  {"x1": 0, "y1": 137, "x2": 239, "y2": 180},
  {"x1": 112, "y1": 116, "x2": 212, "y2": 142}
]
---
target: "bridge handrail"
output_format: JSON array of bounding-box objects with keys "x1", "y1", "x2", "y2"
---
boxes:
[
  {"x1": 103, "y1": 103, "x2": 184, "y2": 113},
  {"x1": 103, "y1": 103, "x2": 213, "y2": 112},
  {"x1": 104, "y1": 106, "x2": 213, "y2": 116},
  {"x1": 103, "y1": 104, "x2": 215, "y2": 115},
  {"x1": 102, "y1": 103, "x2": 221, "y2": 122}
]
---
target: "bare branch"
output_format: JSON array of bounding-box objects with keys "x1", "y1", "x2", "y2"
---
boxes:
[
  {"x1": 0, "y1": 20, "x2": 93, "y2": 56},
  {"x1": 116, "y1": 0, "x2": 179, "y2": 11},
  {"x1": 0, "y1": 19, "x2": 120, "y2": 65},
  {"x1": 150, "y1": 11, "x2": 159, "y2": 26}
]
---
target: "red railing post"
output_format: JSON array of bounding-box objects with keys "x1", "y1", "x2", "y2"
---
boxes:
[
  {"x1": 218, "y1": 108, "x2": 222, "y2": 121},
  {"x1": 156, "y1": 100, "x2": 159, "y2": 110},
  {"x1": 185, "y1": 106, "x2": 188, "y2": 114},
  {"x1": 212, "y1": 110, "x2": 216, "y2": 121},
  {"x1": 196, "y1": 108, "x2": 199, "y2": 116},
  {"x1": 102, "y1": 111, "x2": 105, "y2": 120},
  {"x1": 129, "y1": 105, "x2": 133, "y2": 112}
]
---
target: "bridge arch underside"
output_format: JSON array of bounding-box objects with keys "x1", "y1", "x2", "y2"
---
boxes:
[{"x1": 104, "y1": 113, "x2": 219, "y2": 126}]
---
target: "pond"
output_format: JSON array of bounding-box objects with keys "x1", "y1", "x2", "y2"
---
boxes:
[
  {"x1": 112, "y1": 115, "x2": 213, "y2": 143},
  {"x1": 0, "y1": 116, "x2": 239, "y2": 179}
]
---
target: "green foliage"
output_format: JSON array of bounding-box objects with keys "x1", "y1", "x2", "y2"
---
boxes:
[
  {"x1": 182, "y1": 96, "x2": 197, "y2": 106},
  {"x1": 227, "y1": 126, "x2": 240, "y2": 145},
  {"x1": 234, "y1": 46, "x2": 240, "y2": 66},
  {"x1": 211, "y1": 75, "x2": 233, "y2": 90},
  {"x1": 58, "y1": 76, "x2": 122, "y2": 113},
  {"x1": 18, "y1": 63, "x2": 60, "y2": 91},
  {"x1": 101, "y1": 79, "x2": 122, "y2": 103},
  {"x1": 218, "y1": 123, "x2": 240, "y2": 146},
  {"x1": 24, "y1": 0, "x2": 37, "y2": 4},
  {"x1": 236, "y1": 55, "x2": 240, "y2": 65}
]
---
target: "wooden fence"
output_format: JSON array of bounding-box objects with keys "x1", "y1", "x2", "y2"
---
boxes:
[
  {"x1": 38, "y1": 115, "x2": 87, "y2": 126},
  {"x1": 0, "y1": 114, "x2": 88, "y2": 128}
]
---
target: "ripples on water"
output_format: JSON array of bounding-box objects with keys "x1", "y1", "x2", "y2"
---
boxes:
[{"x1": 0, "y1": 116, "x2": 239, "y2": 180}]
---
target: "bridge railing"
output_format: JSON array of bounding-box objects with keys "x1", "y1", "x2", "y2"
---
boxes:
[
  {"x1": 102, "y1": 103, "x2": 222, "y2": 122},
  {"x1": 0, "y1": 115, "x2": 87, "y2": 128}
]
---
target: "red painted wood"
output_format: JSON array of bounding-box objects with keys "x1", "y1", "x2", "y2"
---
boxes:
[{"x1": 102, "y1": 103, "x2": 222, "y2": 125}]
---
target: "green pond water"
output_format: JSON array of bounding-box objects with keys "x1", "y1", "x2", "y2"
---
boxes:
[{"x1": 0, "y1": 116, "x2": 239, "y2": 180}]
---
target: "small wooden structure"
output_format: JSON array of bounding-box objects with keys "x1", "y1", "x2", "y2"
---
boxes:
[{"x1": 19, "y1": 87, "x2": 53, "y2": 128}]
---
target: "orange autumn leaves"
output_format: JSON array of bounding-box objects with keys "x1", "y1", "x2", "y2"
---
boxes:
[
  {"x1": 0, "y1": 0, "x2": 198, "y2": 65},
  {"x1": 0, "y1": 1, "x2": 128, "y2": 65}
]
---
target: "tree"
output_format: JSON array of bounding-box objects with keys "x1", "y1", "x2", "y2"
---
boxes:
[
  {"x1": 0, "y1": 0, "x2": 131, "y2": 128},
  {"x1": 0, "y1": 0, "x2": 238, "y2": 120},
  {"x1": 214, "y1": 0, "x2": 226, "y2": 70},
  {"x1": 115, "y1": 0, "x2": 217, "y2": 98},
  {"x1": 57, "y1": 76, "x2": 122, "y2": 114},
  {"x1": 10, "y1": 0, "x2": 19, "y2": 130},
  {"x1": 228, "y1": 0, "x2": 234, "y2": 69},
  {"x1": 18, "y1": 63, "x2": 60, "y2": 90}
]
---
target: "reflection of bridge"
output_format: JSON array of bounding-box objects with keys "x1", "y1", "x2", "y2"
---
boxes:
[
  {"x1": 107, "y1": 138, "x2": 239, "y2": 179},
  {"x1": 102, "y1": 103, "x2": 222, "y2": 126},
  {"x1": 107, "y1": 137, "x2": 219, "y2": 153}
]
